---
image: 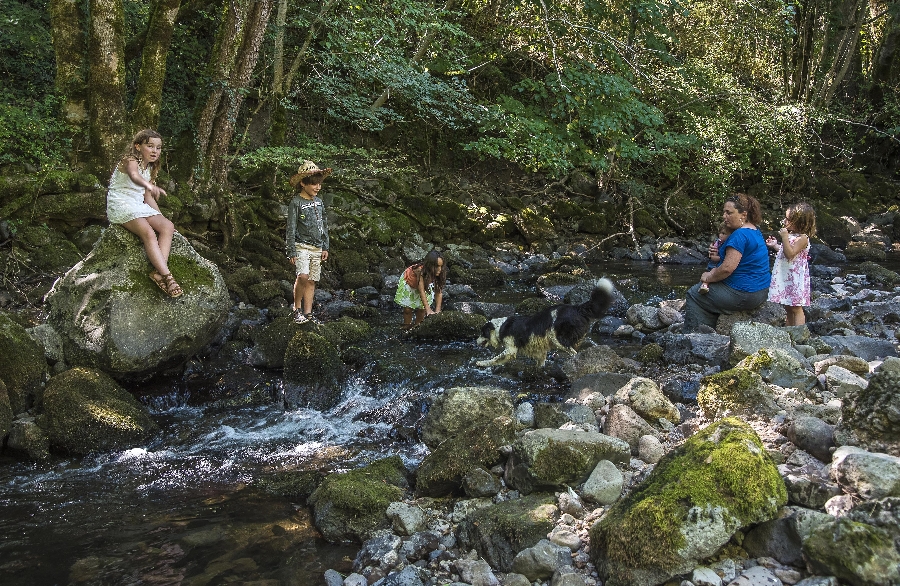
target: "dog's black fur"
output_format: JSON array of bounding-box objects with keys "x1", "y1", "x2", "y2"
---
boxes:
[{"x1": 475, "y1": 278, "x2": 616, "y2": 367}]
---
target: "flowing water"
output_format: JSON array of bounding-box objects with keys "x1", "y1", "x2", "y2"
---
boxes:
[{"x1": 1, "y1": 256, "x2": 896, "y2": 585}]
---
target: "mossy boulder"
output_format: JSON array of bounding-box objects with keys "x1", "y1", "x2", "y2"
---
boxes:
[
  {"x1": 45, "y1": 226, "x2": 231, "y2": 377},
  {"x1": 452, "y1": 266, "x2": 508, "y2": 288},
  {"x1": 420, "y1": 385, "x2": 515, "y2": 448},
  {"x1": 249, "y1": 317, "x2": 306, "y2": 368},
  {"x1": 514, "y1": 207, "x2": 557, "y2": 244},
  {"x1": 16, "y1": 224, "x2": 83, "y2": 272},
  {"x1": 223, "y1": 265, "x2": 265, "y2": 302},
  {"x1": 247, "y1": 279, "x2": 286, "y2": 307},
  {"x1": 845, "y1": 241, "x2": 886, "y2": 261},
  {"x1": 697, "y1": 367, "x2": 779, "y2": 420},
  {"x1": 42, "y1": 367, "x2": 159, "y2": 455},
  {"x1": 577, "y1": 212, "x2": 608, "y2": 234},
  {"x1": 736, "y1": 348, "x2": 817, "y2": 392},
  {"x1": 256, "y1": 469, "x2": 323, "y2": 500},
  {"x1": 0, "y1": 379, "x2": 12, "y2": 440},
  {"x1": 408, "y1": 310, "x2": 486, "y2": 342},
  {"x1": 31, "y1": 191, "x2": 106, "y2": 223},
  {"x1": 308, "y1": 456, "x2": 408, "y2": 542},
  {"x1": 0, "y1": 311, "x2": 49, "y2": 413},
  {"x1": 282, "y1": 330, "x2": 342, "y2": 411},
  {"x1": 320, "y1": 317, "x2": 372, "y2": 346},
  {"x1": 506, "y1": 429, "x2": 631, "y2": 494},
  {"x1": 456, "y1": 492, "x2": 558, "y2": 572},
  {"x1": 637, "y1": 343, "x2": 664, "y2": 364},
  {"x1": 341, "y1": 272, "x2": 383, "y2": 290},
  {"x1": 858, "y1": 261, "x2": 900, "y2": 287},
  {"x1": 415, "y1": 415, "x2": 516, "y2": 497},
  {"x1": 536, "y1": 272, "x2": 584, "y2": 287},
  {"x1": 803, "y1": 518, "x2": 900, "y2": 586},
  {"x1": 590, "y1": 417, "x2": 787, "y2": 586},
  {"x1": 838, "y1": 371, "x2": 900, "y2": 456}
]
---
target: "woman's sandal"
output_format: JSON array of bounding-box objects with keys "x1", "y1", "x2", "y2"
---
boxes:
[{"x1": 150, "y1": 272, "x2": 184, "y2": 298}]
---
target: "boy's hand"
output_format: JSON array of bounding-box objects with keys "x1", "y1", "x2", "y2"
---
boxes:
[
  {"x1": 289, "y1": 257, "x2": 296, "y2": 265},
  {"x1": 321, "y1": 250, "x2": 329, "y2": 261}
]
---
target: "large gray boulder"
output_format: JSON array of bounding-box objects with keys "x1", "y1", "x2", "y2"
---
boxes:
[
  {"x1": 46, "y1": 226, "x2": 231, "y2": 377},
  {"x1": 420, "y1": 386, "x2": 514, "y2": 448}
]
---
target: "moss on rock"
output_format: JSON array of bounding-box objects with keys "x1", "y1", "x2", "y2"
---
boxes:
[
  {"x1": 697, "y1": 367, "x2": 779, "y2": 420},
  {"x1": 803, "y1": 518, "x2": 900, "y2": 585},
  {"x1": 858, "y1": 261, "x2": 900, "y2": 287},
  {"x1": 590, "y1": 417, "x2": 787, "y2": 586},
  {"x1": 416, "y1": 416, "x2": 516, "y2": 497},
  {"x1": 0, "y1": 311, "x2": 48, "y2": 413},
  {"x1": 637, "y1": 343, "x2": 664, "y2": 364},
  {"x1": 0, "y1": 379, "x2": 12, "y2": 440},
  {"x1": 42, "y1": 367, "x2": 159, "y2": 455},
  {"x1": 839, "y1": 370, "x2": 900, "y2": 455},
  {"x1": 256, "y1": 469, "x2": 323, "y2": 500},
  {"x1": 409, "y1": 310, "x2": 486, "y2": 342},
  {"x1": 308, "y1": 456, "x2": 408, "y2": 542},
  {"x1": 321, "y1": 317, "x2": 373, "y2": 346}
]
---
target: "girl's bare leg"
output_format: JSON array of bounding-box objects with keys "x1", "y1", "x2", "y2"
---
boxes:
[
  {"x1": 146, "y1": 214, "x2": 174, "y2": 264},
  {"x1": 122, "y1": 217, "x2": 170, "y2": 276},
  {"x1": 414, "y1": 309, "x2": 426, "y2": 325},
  {"x1": 785, "y1": 305, "x2": 805, "y2": 326}
]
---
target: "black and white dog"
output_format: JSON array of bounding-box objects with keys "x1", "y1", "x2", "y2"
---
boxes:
[{"x1": 475, "y1": 278, "x2": 616, "y2": 368}]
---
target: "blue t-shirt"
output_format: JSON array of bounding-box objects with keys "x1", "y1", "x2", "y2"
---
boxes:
[{"x1": 721, "y1": 227, "x2": 770, "y2": 292}]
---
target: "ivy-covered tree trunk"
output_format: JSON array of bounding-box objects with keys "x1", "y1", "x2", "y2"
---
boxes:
[
  {"x1": 50, "y1": 0, "x2": 88, "y2": 136},
  {"x1": 87, "y1": 0, "x2": 127, "y2": 172},
  {"x1": 811, "y1": 0, "x2": 867, "y2": 106},
  {"x1": 131, "y1": 0, "x2": 182, "y2": 131},
  {"x1": 871, "y1": 9, "x2": 900, "y2": 87}
]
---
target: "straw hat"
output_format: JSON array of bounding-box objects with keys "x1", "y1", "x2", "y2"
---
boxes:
[{"x1": 290, "y1": 160, "x2": 332, "y2": 188}]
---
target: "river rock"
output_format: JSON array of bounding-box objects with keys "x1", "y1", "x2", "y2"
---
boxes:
[
  {"x1": 736, "y1": 348, "x2": 817, "y2": 392},
  {"x1": 697, "y1": 367, "x2": 779, "y2": 420},
  {"x1": 742, "y1": 506, "x2": 834, "y2": 566},
  {"x1": 420, "y1": 386, "x2": 514, "y2": 448},
  {"x1": 787, "y1": 416, "x2": 835, "y2": 462},
  {"x1": 727, "y1": 566, "x2": 782, "y2": 585},
  {"x1": 613, "y1": 376, "x2": 679, "y2": 424},
  {"x1": 813, "y1": 355, "x2": 871, "y2": 377},
  {"x1": 837, "y1": 370, "x2": 900, "y2": 456},
  {"x1": 462, "y1": 466, "x2": 503, "y2": 497},
  {"x1": 506, "y1": 428, "x2": 630, "y2": 494},
  {"x1": 590, "y1": 418, "x2": 787, "y2": 586},
  {"x1": 0, "y1": 380, "x2": 11, "y2": 441},
  {"x1": 7, "y1": 416, "x2": 50, "y2": 460},
  {"x1": 603, "y1": 403, "x2": 658, "y2": 455},
  {"x1": 562, "y1": 345, "x2": 633, "y2": 380},
  {"x1": 803, "y1": 517, "x2": 900, "y2": 585},
  {"x1": 568, "y1": 372, "x2": 634, "y2": 400},
  {"x1": 410, "y1": 310, "x2": 486, "y2": 341},
  {"x1": 45, "y1": 226, "x2": 231, "y2": 377},
  {"x1": 638, "y1": 435, "x2": 665, "y2": 464},
  {"x1": 582, "y1": 459, "x2": 624, "y2": 504},
  {"x1": 456, "y1": 493, "x2": 558, "y2": 572},
  {"x1": 42, "y1": 367, "x2": 159, "y2": 455},
  {"x1": 415, "y1": 416, "x2": 515, "y2": 497},
  {"x1": 831, "y1": 446, "x2": 900, "y2": 501},
  {"x1": 534, "y1": 402, "x2": 597, "y2": 430},
  {"x1": 0, "y1": 310, "x2": 49, "y2": 413},
  {"x1": 824, "y1": 365, "x2": 868, "y2": 398},
  {"x1": 309, "y1": 456, "x2": 408, "y2": 543},
  {"x1": 729, "y1": 322, "x2": 799, "y2": 365},
  {"x1": 386, "y1": 502, "x2": 425, "y2": 535},
  {"x1": 283, "y1": 329, "x2": 342, "y2": 411},
  {"x1": 819, "y1": 335, "x2": 899, "y2": 361},
  {"x1": 659, "y1": 332, "x2": 730, "y2": 367},
  {"x1": 511, "y1": 538, "x2": 571, "y2": 581},
  {"x1": 626, "y1": 304, "x2": 663, "y2": 332}
]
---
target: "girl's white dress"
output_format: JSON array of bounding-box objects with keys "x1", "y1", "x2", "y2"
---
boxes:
[
  {"x1": 768, "y1": 234, "x2": 811, "y2": 306},
  {"x1": 106, "y1": 164, "x2": 161, "y2": 224}
]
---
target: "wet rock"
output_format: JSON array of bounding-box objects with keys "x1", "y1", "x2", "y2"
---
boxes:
[
  {"x1": 248, "y1": 316, "x2": 306, "y2": 368},
  {"x1": 409, "y1": 310, "x2": 486, "y2": 341},
  {"x1": 420, "y1": 386, "x2": 514, "y2": 448},
  {"x1": 511, "y1": 538, "x2": 571, "y2": 581},
  {"x1": 562, "y1": 345, "x2": 633, "y2": 380},
  {"x1": 737, "y1": 349, "x2": 817, "y2": 392},
  {"x1": 7, "y1": 416, "x2": 50, "y2": 460},
  {"x1": 613, "y1": 376, "x2": 679, "y2": 424},
  {"x1": 506, "y1": 428, "x2": 629, "y2": 494},
  {"x1": 803, "y1": 518, "x2": 900, "y2": 585},
  {"x1": 0, "y1": 310, "x2": 48, "y2": 413},
  {"x1": 590, "y1": 418, "x2": 786, "y2": 586},
  {"x1": 787, "y1": 417, "x2": 835, "y2": 463},
  {"x1": 831, "y1": 446, "x2": 900, "y2": 501},
  {"x1": 42, "y1": 367, "x2": 159, "y2": 455},
  {"x1": 730, "y1": 322, "x2": 799, "y2": 366},
  {"x1": 603, "y1": 403, "x2": 658, "y2": 455},
  {"x1": 283, "y1": 330, "x2": 342, "y2": 410},
  {"x1": 456, "y1": 493, "x2": 558, "y2": 572},
  {"x1": 697, "y1": 367, "x2": 779, "y2": 420},
  {"x1": 582, "y1": 459, "x2": 624, "y2": 505},
  {"x1": 819, "y1": 335, "x2": 898, "y2": 361},
  {"x1": 462, "y1": 466, "x2": 502, "y2": 497},
  {"x1": 46, "y1": 226, "x2": 231, "y2": 377},
  {"x1": 823, "y1": 366, "x2": 868, "y2": 398},
  {"x1": 448, "y1": 301, "x2": 514, "y2": 319},
  {"x1": 309, "y1": 456, "x2": 408, "y2": 543},
  {"x1": 386, "y1": 502, "x2": 425, "y2": 535},
  {"x1": 659, "y1": 332, "x2": 731, "y2": 367}
]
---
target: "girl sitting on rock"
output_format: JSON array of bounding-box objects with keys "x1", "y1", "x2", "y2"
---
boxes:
[{"x1": 106, "y1": 129, "x2": 182, "y2": 298}]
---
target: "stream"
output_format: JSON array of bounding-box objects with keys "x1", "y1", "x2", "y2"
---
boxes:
[{"x1": 1, "y1": 257, "x2": 896, "y2": 585}]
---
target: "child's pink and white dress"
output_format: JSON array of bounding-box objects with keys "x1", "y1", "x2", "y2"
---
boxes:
[{"x1": 768, "y1": 234, "x2": 811, "y2": 306}]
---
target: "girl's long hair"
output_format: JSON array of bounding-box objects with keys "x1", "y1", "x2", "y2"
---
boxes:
[
  {"x1": 419, "y1": 249, "x2": 447, "y2": 292},
  {"x1": 116, "y1": 129, "x2": 163, "y2": 184},
  {"x1": 788, "y1": 202, "x2": 817, "y2": 238}
]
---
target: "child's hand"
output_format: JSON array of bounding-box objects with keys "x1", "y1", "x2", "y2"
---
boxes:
[
  {"x1": 778, "y1": 227, "x2": 789, "y2": 238},
  {"x1": 765, "y1": 235, "x2": 778, "y2": 249}
]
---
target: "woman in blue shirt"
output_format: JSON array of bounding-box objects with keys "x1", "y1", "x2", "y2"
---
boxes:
[{"x1": 683, "y1": 193, "x2": 771, "y2": 332}]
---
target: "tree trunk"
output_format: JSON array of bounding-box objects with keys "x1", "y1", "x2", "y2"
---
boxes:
[
  {"x1": 50, "y1": 0, "x2": 88, "y2": 133},
  {"x1": 87, "y1": 0, "x2": 127, "y2": 172},
  {"x1": 131, "y1": 0, "x2": 183, "y2": 131},
  {"x1": 872, "y1": 7, "x2": 900, "y2": 84},
  {"x1": 812, "y1": 0, "x2": 867, "y2": 105}
]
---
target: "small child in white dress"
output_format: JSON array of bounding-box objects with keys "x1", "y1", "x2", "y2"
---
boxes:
[
  {"x1": 107, "y1": 129, "x2": 182, "y2": 298},
  {"x1": 766, "y1": 202, "x2": 816, "y2": 326}
]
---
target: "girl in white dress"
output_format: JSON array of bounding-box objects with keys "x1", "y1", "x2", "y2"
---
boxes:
[
  {"x1": 765, "y1": 202, "x2": 816, "y2": 326},
  {"x1": 107, "y1": 129, "x2": 182, "y2": 297}
]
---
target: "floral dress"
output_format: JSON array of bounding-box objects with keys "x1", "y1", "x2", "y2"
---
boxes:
[
  {"x1": 394, "y1": 265, "x2": 434, "y2": 309},
  {"x1": 768, "y1": 234, "x2": 811, "y2": 307}
]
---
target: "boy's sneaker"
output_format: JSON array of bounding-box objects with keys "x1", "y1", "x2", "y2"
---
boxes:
[{"x1": 293, "y1": 310, "x2": 309, "y2": 324}]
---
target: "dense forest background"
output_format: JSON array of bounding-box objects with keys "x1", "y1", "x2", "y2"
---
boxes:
[{"x1": 1, "y1": 0, "x2": 899, "y2": 253}]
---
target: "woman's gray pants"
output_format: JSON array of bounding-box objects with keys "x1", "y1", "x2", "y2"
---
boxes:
[{"x1": 682, "y1": 282, "x2": 769, "y2": 333}]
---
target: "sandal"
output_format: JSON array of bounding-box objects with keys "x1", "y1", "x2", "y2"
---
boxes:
[{"x1": 150, "y1": 272, "x2": 183, "y2": 298}]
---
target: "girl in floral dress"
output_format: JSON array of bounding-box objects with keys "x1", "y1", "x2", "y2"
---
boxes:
[
  {"x1": 394, "y1": 249, "x2": 447, "y2": 329},
  {"x1": 766, "y1": 202, "x2": 816, "y2": 326}
]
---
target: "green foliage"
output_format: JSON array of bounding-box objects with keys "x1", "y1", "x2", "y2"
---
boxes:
[
  {"x1": 0, "y1": 95, "x2": 75, "y2": 170},
  {"x1": 0, "y1": 0, "x2": 54, "y2": 104}
]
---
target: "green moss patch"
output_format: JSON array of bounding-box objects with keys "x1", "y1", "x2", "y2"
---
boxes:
[{"x1": 0, "y1": 311, "x2": 48, "y2": 413}]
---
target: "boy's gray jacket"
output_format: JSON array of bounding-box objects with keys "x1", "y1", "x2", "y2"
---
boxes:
[{"x1": 285, "y1": 195, "x2": 329, "y2": 256}]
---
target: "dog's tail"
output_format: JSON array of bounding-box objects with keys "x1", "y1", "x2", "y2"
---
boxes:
[{"x1": 582, "y1": 278, "x2": 616, "y2": 318}]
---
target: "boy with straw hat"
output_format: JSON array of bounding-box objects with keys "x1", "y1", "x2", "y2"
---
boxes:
[{"x1": 286, "y1": 160, "x2": 332, "y2": 323}]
